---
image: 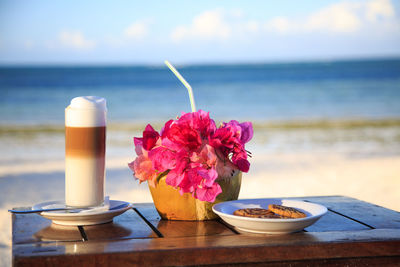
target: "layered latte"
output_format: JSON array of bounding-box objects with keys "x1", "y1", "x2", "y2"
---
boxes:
[{"x1": 65, "y1": 96, "x2": 107, "y2": 207}]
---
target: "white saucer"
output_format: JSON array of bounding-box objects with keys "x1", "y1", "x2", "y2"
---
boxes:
[
  {"x1": 213, "y1": 198, "x2": 327, "y2": 234},
  {"x1": 33, "y1": 200, "x2": 133, "y2": 226}
]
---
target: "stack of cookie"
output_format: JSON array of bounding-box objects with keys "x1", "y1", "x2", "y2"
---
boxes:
[{"x1": 233, "y1": 204, "x2": 307, "y2": 219}]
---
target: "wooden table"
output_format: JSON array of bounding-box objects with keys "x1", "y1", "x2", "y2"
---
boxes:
[{"x1": 12, "y1": 196, "x2": 400, "y2": 266}]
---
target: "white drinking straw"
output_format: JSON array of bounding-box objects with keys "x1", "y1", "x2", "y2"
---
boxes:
[{"x1": 165, "y1": 60, "x2": 196, "y2": 112}]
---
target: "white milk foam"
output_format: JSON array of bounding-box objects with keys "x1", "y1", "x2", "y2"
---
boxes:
[{"x1": 65, "y1": 96, "x2": 107, "y2": 127}]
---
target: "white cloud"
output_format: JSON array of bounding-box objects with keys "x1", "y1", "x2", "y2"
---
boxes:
[
  {"x1": 265, "y1": 0, "x2": 397, "y2": 34},
  {"x1": 245, "y1": 20, "x2": 260, "y2": 33},
  {"x1": 124, "y1": 20, "x2": 150, "y2": 40},
  {"x1": 304, "y1": 2, "x2": 362, "y2": 33},
  {"x1": 171, "y1": 9, "x2": 231, "y2": 43},
  {"x1": 58, "y1": 31, "x2": 95, "y2": 50},
  {"x1": 171, "y1": 0, "x2": 397, "y2": 45},
  {"x1": 170, "y1": 26, "x2": 187, "y2": 43},
  {"x1": 266, "y1": 17, "x2": 293, "y2": 34},
  {"x1": 366, "y1": 0, "x2": 395, "y2": 22},
  {"x1": 101, "y1": 20, "x2": 152, "y2": 48}
]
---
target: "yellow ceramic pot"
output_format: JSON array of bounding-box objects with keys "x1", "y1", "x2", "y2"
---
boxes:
[{"x1": 149, "y1": 171, "x2": 242, "y2": 221}]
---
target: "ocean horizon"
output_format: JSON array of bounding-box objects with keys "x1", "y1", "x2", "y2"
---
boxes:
[
  {"x1": 1, "y1": 58, "x2": 400, "y2": 123},
  {"x1": 1, "y1": 58, "x2": 400, "y2": 174}
]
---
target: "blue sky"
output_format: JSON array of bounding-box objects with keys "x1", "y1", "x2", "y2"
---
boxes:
[{"x1": 0, "y1": 0, "x2": 399, "y2": 65}]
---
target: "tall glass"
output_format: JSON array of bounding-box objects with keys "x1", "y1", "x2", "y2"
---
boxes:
[{"x1": 65, "y1": 96, "x2": 107, "y2": 207}]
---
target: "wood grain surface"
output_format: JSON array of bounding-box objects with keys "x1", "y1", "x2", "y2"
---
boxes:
[{"x1": 11, "y1": 196, "x2": 400, "y2": 266}]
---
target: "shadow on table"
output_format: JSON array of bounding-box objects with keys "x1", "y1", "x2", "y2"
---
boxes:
[{"x1": 34, "y1": 222, "x2": 132, "y2": 241}]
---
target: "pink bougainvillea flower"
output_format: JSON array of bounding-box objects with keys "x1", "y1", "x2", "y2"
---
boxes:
[
  {"x1": 128, "y1": 110, "x2": 253, "y2": 203},
  {"x1": 232, "y1": 156, "x2": 250, "y2": 173},
  {"x1": 178, "y1": 166, "x2": 220, "y2": 202},
  {"x1": 189, "y1": 144, "x2": 217, "y2": 169},
  {"x1": 128, "y1": 154, "x2": 158, "y2": 187},
  {"x1": 162, "y1": 110, "x2": 216, "y2": 148},
  {"x1": 141, "y1": 124, "x2": 160, "y2": 151},
  {"x1": 165, "y1": 149, "x2": 189, "y2": 188},
  {"x1": 190, "y1": 110, "x2": 216, "y2": 138},
  {"x1": 197, "y1": 167, "x2": 218, "y2": 187},
  {"x1": 148, "y1": 146, "x2": 176, "y2": 172},
  {"x1": 238, "y1": 121, "x2": 253, "y2": 144},
  {"x1": 133, "y1": 137, "x2": 144, "y2": 156},
  {"x1": 165, "y1": 120, "x2": 202, "y2": 150},
  {"x1": 133, "y1": 124, "x2": 161, "y2": 156},
  {"x1": 195, "y1": 182, "x2": 222, "y2": 203},
  {"x1": 209, "y1": 120, "x2": 253, "y2": 173}
]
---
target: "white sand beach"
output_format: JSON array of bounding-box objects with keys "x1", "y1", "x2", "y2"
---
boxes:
[{"x1": 1, "y1": 151, "x2": 399, "y2": 266}]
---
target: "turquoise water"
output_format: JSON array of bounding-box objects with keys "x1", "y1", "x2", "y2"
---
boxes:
[
  {"x1": 0, "y1": 58, "x2": 400, "y2": 173},
  {"x1": 1, "y1": 59, "x2": 400, "y2": 124}
]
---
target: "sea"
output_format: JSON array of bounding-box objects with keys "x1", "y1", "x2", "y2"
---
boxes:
[{"x1": 1, "y1": 58, "x2": 400, "y2": 174}]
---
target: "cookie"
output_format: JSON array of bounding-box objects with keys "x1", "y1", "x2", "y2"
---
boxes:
[
  {"x1": 233, "y1": 208, "x2": 283, "y2": 218},
  {"x1": 268, "y1": 204, "x2": 307, "y2": 218}
]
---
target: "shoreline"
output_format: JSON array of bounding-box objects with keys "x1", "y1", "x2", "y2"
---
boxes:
[{"x1": 1, "y1": 152, "x2": 399, "y2": 210}]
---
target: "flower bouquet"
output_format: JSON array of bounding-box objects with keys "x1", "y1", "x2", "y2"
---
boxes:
[{"x1": 128, "y1": 62, "x2": 253, "y2": 220}]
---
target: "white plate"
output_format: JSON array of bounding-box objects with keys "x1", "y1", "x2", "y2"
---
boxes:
[
  {"x1": 33, "y1": 200, "x2": 133, "y2": 226},
  {"x1": 212, "y1": 198, "x2": 327, "y2": 234}
]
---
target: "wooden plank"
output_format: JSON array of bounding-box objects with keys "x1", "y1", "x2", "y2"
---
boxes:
[
  {"x1": 12, "y1": 229, "x2": 400, "y2": 266},
  {"x1": 153, "y1": 220, "x2": 236, "y2": 238},
  {"x1": 12, "y1": 212, "x2": 82, "y2": 244},
  {"x1": 299, "y1": 196, "x2": 400, "y2": 229},
  {"x1": 13, "y1": 253, "x2": 400, "y2": 267},
  {"x1": 12, "y1": 197, "x2": 400, "y2": 266},
  {"x1": 305, "y1": 210, "x2": 370, "y2": 232},
  {"x1": 133, "y1": 203, "x2": 161, "y2": 221},
  {"x1": 134, "y1": 204, "x2": 236, "y2": 238},
  {"x1": 83, "y1": 208, "x2": 158, "y2": 240}
]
